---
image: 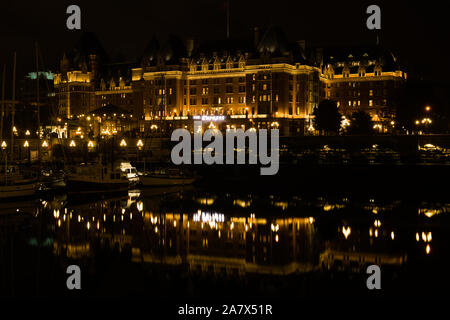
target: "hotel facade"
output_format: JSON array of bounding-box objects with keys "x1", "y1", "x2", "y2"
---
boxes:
[{"x1": 53, "y1": 29, "x2": 406, "y2": 137}]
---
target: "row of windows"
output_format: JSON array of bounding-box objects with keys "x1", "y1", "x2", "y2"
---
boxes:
[
  {"x1": 184, "y1": 96, "x2": 247, "y2": 105},
  {"x1": 327, "y1": 89, "x2": 387, "y2": 98},
  {"x1": 337, "y1": 99, "x2": 387, "y2": 107},
  {"x1": 327, "y1": 81, "x2": 389, "y2": 88}
]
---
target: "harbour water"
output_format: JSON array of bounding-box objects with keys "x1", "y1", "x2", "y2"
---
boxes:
[{"x1": 1, "y1": 182, "x2": 449, "y2": 299}]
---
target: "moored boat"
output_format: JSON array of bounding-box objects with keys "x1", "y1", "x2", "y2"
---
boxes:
[
  {"x1": 139, "y1": 168, "x2": 196, "y2": 187},
  {"x1": 0, "y1": 166, "x2": 38, "y2": 200},
  {"x1": 66, "y1": 163, "x2": 129, "y2": 194}
]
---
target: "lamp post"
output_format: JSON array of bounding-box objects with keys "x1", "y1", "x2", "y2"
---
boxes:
[
  {"x1": 120, "y1": 138, "x2": 128, "y2": 160},
  {"x1": 2, "y1": 141, "x2": 7, "y2": 184}
]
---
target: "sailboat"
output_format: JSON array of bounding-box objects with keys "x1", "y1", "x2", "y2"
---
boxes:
[
  {"x1": 0, "y1": 165, "x2": 38, "y2": 199},
  {"x1": 0, "y1": 53, "x2": 38, "y2": 200}
]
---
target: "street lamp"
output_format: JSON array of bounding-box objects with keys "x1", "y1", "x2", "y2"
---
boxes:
[{"x1": 425, "y1": 106, "x2": 431, "y2": 112}]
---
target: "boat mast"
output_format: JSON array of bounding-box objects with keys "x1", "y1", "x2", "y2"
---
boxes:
[
  {"x1": 1, "y1": 65, "x2": 5, "y2": 184},
  {"x1": 35, "y1": 41, "x2": 41, "y2": 169},
  {"x1": 11, "y1": 52, "x2": 16, "y2": 163},
  {"x1": 1, "y1": 64, "x2": 5, "y2": 142}
]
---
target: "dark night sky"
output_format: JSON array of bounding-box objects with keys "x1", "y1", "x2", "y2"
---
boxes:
[{"x1": 0, "y1": 0, "x2": 449, "y2": 84}]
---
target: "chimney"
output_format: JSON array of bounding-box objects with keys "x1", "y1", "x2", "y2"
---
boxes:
[
  {"x1": 297, "y1": 40, "x2": 306, "y2": 52},
  {"x1": 186, "y1": 38, "x2": 194, "y2": 57},
  {"x1": 254, "y1": 27, "x2": 261, "y2": 48}
]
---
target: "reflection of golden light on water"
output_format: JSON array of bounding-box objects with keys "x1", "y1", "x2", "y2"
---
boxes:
[
  {"x1": 391, "y1": 231, "x2": 395, "y2": 240},
  {"x1": 87, "y1": 221, "x2": 90, "y2": 230},
  {"x1": 197, "y1": 198, "x2": 215, "y2": 205},
  {"x1": 342, "y1": 226, "x2": 351, "y2": 239},
  {"x1": 374, "y1": 229, "x2": 378, "y2": 238},
  {"x1": 427, "y1": 232, "x2": 432, "y2": 242},
  {"x1": 416, "y1": 233, "x2": 420, "y2": 242},
  {"x1": 234, "y1": 199, "x2": 251, "y2": 208},
  {"x1": 374, "y1": 220, "x2": 381, "y2": 227},
  {"x1": 419, "y1": 208, "x2": 441, "y2": 218},
  {"x1": 275, "y1": 234, "x2": 279, "y2": 242},
  {"x1": 426, "y1": 244, "x2": 431, "y2": 254}
]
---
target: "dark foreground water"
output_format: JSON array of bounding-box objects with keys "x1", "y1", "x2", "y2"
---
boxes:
[{"x1": 1, "y1": 180, "x2": 449, "y2": 301}]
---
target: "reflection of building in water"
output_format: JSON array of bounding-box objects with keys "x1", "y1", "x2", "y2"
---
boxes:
[
  {"x1": 319, "y1": 249, "x2": 406, "y2": 273},
  {"x1": 137, "y1": 212, "x2": 317, "y2": 275},
  {"x1": 51, "y1": 201, "x2": 317, "y2": 274}
]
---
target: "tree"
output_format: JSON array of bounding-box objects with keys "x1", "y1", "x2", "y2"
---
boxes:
[
  {"x1": 312, "y1": 99, "x2": 341, "y2": 135},
  {"x1": 348, "y1": 111, "x2": 374, "y2": 135}
]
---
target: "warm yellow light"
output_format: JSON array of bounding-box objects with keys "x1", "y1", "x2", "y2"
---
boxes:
[
  {"x1": 275, "y1": 234, "x2": 279, "y2": 242},
  {"x1": 69, "y1": 140, "x2": 76, "y2": 147},
  {"x1": 24, "y1": 140, "x2": 29, "y2": 147},
  {"x1": 1, "y1": 141, "x2": 6, "y2": 149},
  {"x1": 12, "y1": 126, "x2": 17, "y2": 133},
  {"x1": 137, "y1": 139, "x2": 144, "y2": 147},
  {"x1": 342, "y1": 226, "x2": 351, "y2": 239},
  {"x1": 120, "y1": 139, "x2": 127, "y2": 147},
  {"x1": 87, "y1": 116, "x2": 91, "y2": 121},
  {"x1": 425, "y1": 106, "x2": 431, "y2": 112},
  {"x1": 427, "y1": 232, "x2": 432, "y2": 242},
  {"x1": 88, "y1": 141, "x2": 94, "y2": 148},
  {"x1": 25, "y1": 130, "x2": 30, "y2": 136},
  {"x1": 42, "y1": 140, "x2": 48, "y2": 147},
  {"x1": 391, "y1": 231, "x2": 395, "y2": 240},
  {"x1": 426, "y1": 244, "x2": 431, "y2": 254}
]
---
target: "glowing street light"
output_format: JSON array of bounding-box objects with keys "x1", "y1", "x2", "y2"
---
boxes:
[
  {"x1": 23, "y1": 140, "x2": 29, "y2": 148},
  {"x1": 1, "y1": 141, "x2": 6, "y2": 149},
  {"x1": 25, "y1": 130, "x2": 31, "y2": 136},
  {"x1": 42, "y1": 140, "x2": 48, "y2": 148},
  {"x1": 120, "y1": 139, "x2": 127, "y2": 147},
  {"x1": 136, "y1": 139, "x2": 144, "y2": 149},
  {"x1": 69, "y1": 140, "x2": 76, "y2": 147},
  {"x1": 88, "y1": 141, "x2": 94, "y2": 148},
  {"x1": 342, "y1": 226, "x2": 351, "y2": 239},
  {"x1": 425, "y1": 106, "x2": 431, "y2": 112}
]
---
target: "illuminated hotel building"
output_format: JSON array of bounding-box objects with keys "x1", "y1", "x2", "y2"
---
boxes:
[
  {"x1": 321, "y1": 46, "x2": 407, "y2": 128},
  {"x1": 54, "y1": 29, "x2": 406, "y2": 136}
]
